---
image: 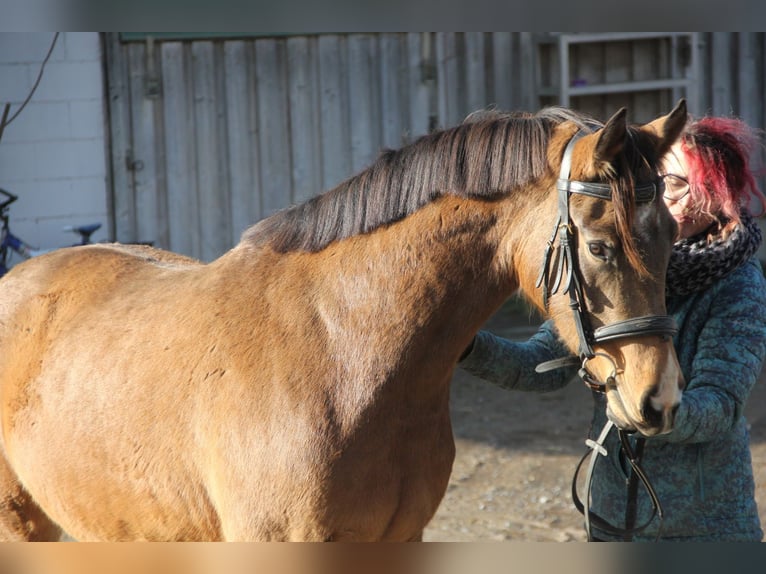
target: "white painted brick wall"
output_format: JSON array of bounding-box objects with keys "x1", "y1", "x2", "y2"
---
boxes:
[{"x1": 0, "y1": 32, "x2": 108, "y2": 267}]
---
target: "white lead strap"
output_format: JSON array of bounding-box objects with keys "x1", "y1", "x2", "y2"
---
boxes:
[{"x1": 583, "y1": 420, "x2": 614, "y2": 540}]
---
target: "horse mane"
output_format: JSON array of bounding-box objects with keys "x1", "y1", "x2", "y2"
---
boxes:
[{"x1": 242, "y1": 107, "x2": 601, "y2": 253}]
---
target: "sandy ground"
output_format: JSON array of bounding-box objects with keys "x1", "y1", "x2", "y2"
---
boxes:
[{"x1": 422, "y1": 309, "x2": 766, "y2": 542}]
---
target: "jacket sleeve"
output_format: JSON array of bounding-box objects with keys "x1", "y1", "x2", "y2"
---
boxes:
[
  {"x1": 661, "y1": 259, "x2": 766, "y2": 444},
  {"x1": 458, "y1": 320, "x2": 578, "y2": 392}
]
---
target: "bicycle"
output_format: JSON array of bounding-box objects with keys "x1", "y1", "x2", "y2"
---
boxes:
[{"x1": 1, "y1": 187, "x2": 102, "y2": 278}]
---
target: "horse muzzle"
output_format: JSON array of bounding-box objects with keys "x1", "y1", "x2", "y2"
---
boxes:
[
  {"x1": 582, "y1": 340, "x2": 685, "y2": 437},
  {"x1": 603, "y1": 371, "x2": 684, "y2": 437}
]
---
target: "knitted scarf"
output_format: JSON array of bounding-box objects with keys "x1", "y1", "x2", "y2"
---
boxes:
[{"x1": 665, "y1": 213, "x2": 762, "y2": 297}]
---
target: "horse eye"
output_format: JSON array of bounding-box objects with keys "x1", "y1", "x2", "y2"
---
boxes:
[{"x1": 588, "y1": 242, "x2": 607, "y2": 260}]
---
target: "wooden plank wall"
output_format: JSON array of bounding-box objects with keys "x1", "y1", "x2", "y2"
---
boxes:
[
  {"x1": 105, "y1": 32, "x2": 537, "y2": 259},
  {"x1": 105, "y1": 32, "x2": 766, "y2": 261},
  {"x1": 112, "y1": 35, "x2": 384, "y2": 257}
]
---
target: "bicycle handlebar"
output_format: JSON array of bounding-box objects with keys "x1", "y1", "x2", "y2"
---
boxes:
[{"x1": 0, "y1": 187, "x2": 18, "y2": 211}]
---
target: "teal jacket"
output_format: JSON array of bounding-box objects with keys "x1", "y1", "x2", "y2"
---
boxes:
[{"x1": 460, "y1": 258, "x2": 766, "y2": 541}]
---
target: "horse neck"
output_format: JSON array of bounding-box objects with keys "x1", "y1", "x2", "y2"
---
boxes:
[
  {"x1": 310, "y1": 193, "x2": 547, "y2": 365},
  {"x1": 223, "y1": 188, "x2": 556, "y2": 423}
]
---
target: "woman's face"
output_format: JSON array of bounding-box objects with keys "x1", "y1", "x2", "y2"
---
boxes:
[{"x1": 661, "y1": 143, "x2": 716, "y2": 240}]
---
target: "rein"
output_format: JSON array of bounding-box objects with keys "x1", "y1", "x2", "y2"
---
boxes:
[
  {"x1": 534, "y1": 129, "x2": 675, "y2": 541},
  {"x1": 571, "y1": 419, "x2": 663, "y2": 541}
]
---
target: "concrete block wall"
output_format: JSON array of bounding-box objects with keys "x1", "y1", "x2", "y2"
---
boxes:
[{"x1": 0, "y1": 32, "x2": 108, "y2": 266}]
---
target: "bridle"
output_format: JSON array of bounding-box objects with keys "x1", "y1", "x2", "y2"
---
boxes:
[
  {"x1": 534, "y1": 128, "x2": 678, "y2": 541},
  {"x1": 535, "y1": 129, "x2": 678, "y2": 378}
]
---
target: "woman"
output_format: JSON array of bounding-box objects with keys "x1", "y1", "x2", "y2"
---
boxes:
[{"x1": 459, "y1": 115, "x2": 766, "y2": 541}]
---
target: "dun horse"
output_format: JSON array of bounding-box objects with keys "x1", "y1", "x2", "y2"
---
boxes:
[{"x1": 0, "y1": 102, "x2": 686, "y2": 541}]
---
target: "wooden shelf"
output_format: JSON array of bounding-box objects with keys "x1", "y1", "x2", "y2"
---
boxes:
[{"x1": 535, "y1": 32, "x2": 698, "y2": 110}]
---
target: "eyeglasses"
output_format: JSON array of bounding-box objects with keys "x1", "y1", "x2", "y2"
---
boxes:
[{"x1": 660, "y1": 173, "x2": 690, "y2": 202}]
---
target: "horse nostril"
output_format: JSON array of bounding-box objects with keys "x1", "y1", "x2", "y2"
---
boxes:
[{"x1": 641, "y1": 393, "x2": 665, "y2": 428}]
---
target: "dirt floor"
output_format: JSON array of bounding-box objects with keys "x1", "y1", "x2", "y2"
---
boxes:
[{"x1": 422, "y1": 302, "x2": 766, "y2": 542}]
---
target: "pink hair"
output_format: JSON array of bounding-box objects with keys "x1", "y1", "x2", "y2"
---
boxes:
[{"x1": 678, "y1": 116, "x2": 766, "y2": 223}]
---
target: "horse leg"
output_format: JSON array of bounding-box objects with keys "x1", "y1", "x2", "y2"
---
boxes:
[{"x1": 0, "y1": 452, "x2": 62, "y2": 541}]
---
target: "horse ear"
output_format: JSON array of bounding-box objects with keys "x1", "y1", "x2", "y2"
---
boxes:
[
  {"x1": 642, "y1": 99, "x2": 688, "y2": 156},
  {"x1": 592, "y1": 107, "x2": 628, "y2": 170}
]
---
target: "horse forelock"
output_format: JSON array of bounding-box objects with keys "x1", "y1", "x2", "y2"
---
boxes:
[
  {"x1": 610, "y1": 127, "x2": 663, "y2": 278},
  {"x1": 241, "y1": 107, "x2": 602, "y2": 253}
]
